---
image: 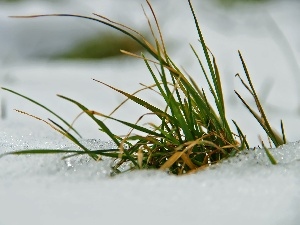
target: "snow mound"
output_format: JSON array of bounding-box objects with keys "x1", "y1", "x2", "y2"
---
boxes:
[{"x1": 1, "y1": 121, "x2": 300, "y2": 225}]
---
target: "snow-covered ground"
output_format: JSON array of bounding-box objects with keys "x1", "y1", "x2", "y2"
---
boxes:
[
  {"x1": 1, "y1": 118, "x2": 300, "y2": 225},
  {"x1": 1, "y1": 0, "x2": 300, "y2": 224}
]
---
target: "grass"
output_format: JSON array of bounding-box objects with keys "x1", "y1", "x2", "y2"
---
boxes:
[{"x1": 1, "y1": 0, "x2": 286, "y2": 175}]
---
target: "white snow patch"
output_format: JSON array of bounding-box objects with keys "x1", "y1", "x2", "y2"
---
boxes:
[{"x1": 1, "y1": 121, "x2": 300, "y2": 225}]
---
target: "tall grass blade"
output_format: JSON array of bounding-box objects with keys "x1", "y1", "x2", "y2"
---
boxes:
[{"x1": 236, "y1": 51, "x2": 284, "y2": 147}]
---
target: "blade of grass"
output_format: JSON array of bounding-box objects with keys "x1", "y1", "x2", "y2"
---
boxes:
[
  {"x1": 91, "y1": 79, "x2": 179, "y2": 125},
  {"x1": 57, "y1": 94, "x2": 121, "y2": 146},
  {"x1": 1, "y1": 87, "x2": 81, "y2": 137},
  {"x1": 48, "y1": 118, "x2": 98, "y2": 160},
  {"x1": 280, "y1": 120, "x2": 287, "y2": 144},
  {"x1": 261, "y1": 141, "x2": 278, "y2": 165},
  {"x1": 10, "y1": 14, "x2": 162, "y2": 63},
  {"x1": 237, "y1": 51, "x2": 284, "y2": 147}
]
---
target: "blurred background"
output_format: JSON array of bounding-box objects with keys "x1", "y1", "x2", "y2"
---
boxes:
[
  {"x1": 0, "y1": 0, "x2": 300, "y2": 144},
  {"x1": 1, "y1": 0, "x2": 299, "y2": 61}
]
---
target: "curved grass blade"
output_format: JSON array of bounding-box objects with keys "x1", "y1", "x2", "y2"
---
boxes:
[
  {"x1": 10, "y1": 14, "x2": 160, "y2": 62},
  {"x1": 232, "y1": 120, "x2": 249, "y2": 150},
  {"x1": 1, "y1": 87, "x2": 81, "y2": 137}
]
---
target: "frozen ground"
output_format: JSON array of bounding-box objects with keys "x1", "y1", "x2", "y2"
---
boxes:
[{"x1": 1, "y1": 0, "x2": 300, "y2": 224}]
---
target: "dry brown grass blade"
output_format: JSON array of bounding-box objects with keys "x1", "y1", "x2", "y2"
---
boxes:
[
  {"x1": 160, "y1": 151, "x2": 183, "y2": 170},
  {"x1": 120, "y1": 50, "x2": 158, "y2": 64},
  {"x1": 186, "y1": 164, "x2": 209, "y2": 175},
  {"x1": 106, "y1": 83, "x2": 159, "y2": 118},
  {"x1": 145, "y1": 0, "x2": 167, "y2": 58},
  {"x1": 68, "y1": 111, "x2": 85, "y2": 131},
  {"x1": 141, "y1": 4, "x2": 165, "y2": 58},
  {"x1": 92, "y1": 13, "x2": 145, "y2": 39},
  {"x1": 14, "y1": 109, "x2": 65, "y2": 136},
  {"x1": 93, "y1": 12, "x2": 158, "y2": 55},
  {"x1": 137, "y1": 148, "x2": 144, "y2": 168},
  {"x1": 181, "y1": 153, "x2": 197, "y2": 170}
]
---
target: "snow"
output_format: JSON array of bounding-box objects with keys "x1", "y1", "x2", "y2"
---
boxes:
[
  {"x1": 1, "y1": 0, "x2": 300, "y2": 224},
  {"x1": 1, "y1": 120, "x2": 300, "y2": 225}
]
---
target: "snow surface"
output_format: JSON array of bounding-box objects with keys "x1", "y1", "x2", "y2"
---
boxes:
[
  {"x1": 1, "y1": 0, "x2": 300, "y2": 224},
  {"x1": 1, "y1": 119, "x2": 300, "y2": 225}
]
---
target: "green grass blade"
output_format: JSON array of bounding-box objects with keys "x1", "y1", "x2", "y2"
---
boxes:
[
  {"x1": 57, "y1": 94, "x2": 121, "y2": 147},
  {"x1": 92, "y1": 79, "x2": 179, "y2": 125},
  {"x1": 48, "y1": 118, "x2": 98, "y2": 160},
  {"x1": 280, "y1": 120, "x2": 287, "y2": 144},
  {"x1": 190, "y1": 44, "x2": 216, "y2": 101},
  {"x1": 261, "y1": 141, "x2": 278, "y2": 165},
  {"x1": 93, "y1": 112, "x2": 168, "y2": 140},
  {"x1": 237, "y1": 51, "x2": 284, "y2": 147},
  {"x1": 156, "y1": 67, "x2": 194, "y2": 141},
  {"x1": 188, "y1": 0, "x2": 215, "y2": 83},
  {"x1": 232, "y1": 120, "x2": 249, "y2": 150},
  {"x1": 1, "y1": 87, "x2": 81, "y2": 137},
  {"x1": 234, "y1": 90, "x2": 279, "y2": 144},
  {"x1": 0, "y1": 149, "x2": 82, "y2": 158},
  {"x1": 212, "y1": 55, "x2": 225, "y2": 115},
  {"x1": 143, "y1": 55, "x2": 167, "y2": 100}
]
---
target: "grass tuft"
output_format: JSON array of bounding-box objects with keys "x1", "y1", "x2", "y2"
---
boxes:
[{"x1": 1, "y1": 0, "x2": 286, "y2": 175}]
